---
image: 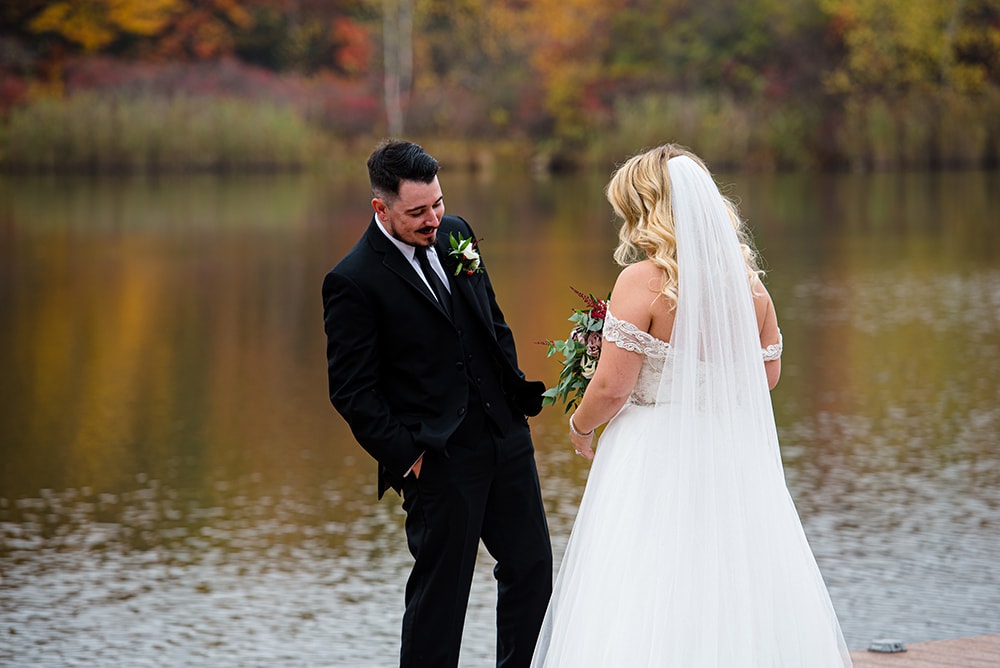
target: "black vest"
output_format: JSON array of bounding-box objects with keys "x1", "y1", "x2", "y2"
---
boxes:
[{"x1": 449, "y1": 285, "x2": 513, "y2": 443}]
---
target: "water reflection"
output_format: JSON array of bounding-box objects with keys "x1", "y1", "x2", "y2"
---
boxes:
[{"x1": 1, "y1": 169, "x2": 999, "y2": 666}]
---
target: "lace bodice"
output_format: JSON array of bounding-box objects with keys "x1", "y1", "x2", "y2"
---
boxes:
[{"x1": 602, "y1": 311, "x2": 782, "y2": 406}]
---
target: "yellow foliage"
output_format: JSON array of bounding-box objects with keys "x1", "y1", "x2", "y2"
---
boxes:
[
  {"x1": 29, "y1": 0, "x2": 181, "y2": 51},
  {"x1": 108, "y1": 0, "x2": 182, "y2": 36},
  {"x1": 820, "y1": 0, "x2": 975, "y2": 94},
  {"x1": 31, "y1": 2, "x2": 116, "y2": 51}
]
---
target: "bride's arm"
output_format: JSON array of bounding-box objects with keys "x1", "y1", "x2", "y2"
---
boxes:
[
  {"x1": 568, "y1": 264, "x2": 654, "y2": 458},
  {"x1": 752, "y1": 278, "x2": 782, "y2": 390}
]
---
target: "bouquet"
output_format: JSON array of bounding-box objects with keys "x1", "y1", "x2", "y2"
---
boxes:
[{"x1": 540, "y1": 288, "x2": 609, "y2": 412}]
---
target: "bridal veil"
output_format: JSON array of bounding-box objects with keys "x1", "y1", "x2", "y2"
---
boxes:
[
  {"x1": 531, "y1": 153, "x2": 852, "y2": 667},
  {"x1": 650, "y1": 155, "x2": 852, "y2": 664}
]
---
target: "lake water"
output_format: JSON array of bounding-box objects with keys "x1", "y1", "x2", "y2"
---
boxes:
[{"x1": 1, "y1": 168, "x2": 999, "y2": 666}]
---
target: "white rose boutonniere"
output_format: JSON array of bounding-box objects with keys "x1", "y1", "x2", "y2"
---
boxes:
[{"x1": 448, "y1": 232, "x2": 483, "y2": 276}]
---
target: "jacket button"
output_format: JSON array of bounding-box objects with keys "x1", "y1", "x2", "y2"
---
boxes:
[
  {"x1": 458, "y1": 407, "x2": 466, "y2": 416},
  {"x1": 456, "y1": 362, "x2": 465, "y2": 370},
  {"x1": 485, "y1": 402, "x2": 492, "y2": 409}
]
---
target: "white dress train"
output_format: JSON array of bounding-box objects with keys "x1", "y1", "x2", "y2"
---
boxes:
[{"x1": 530, "y1": 312, "x2": 852, "y2": 667}]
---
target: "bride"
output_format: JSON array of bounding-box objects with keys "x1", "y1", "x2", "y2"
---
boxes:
[{"x1": 531, "y1": 145, "x2": 852, "y2": 667}]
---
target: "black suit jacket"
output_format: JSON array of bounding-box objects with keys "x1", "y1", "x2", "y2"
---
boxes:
[{"x1": 323, "y1": 214, "x2": 544, "y2": 498}]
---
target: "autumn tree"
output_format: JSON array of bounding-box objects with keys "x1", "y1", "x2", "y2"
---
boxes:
[
  {"x1": 399, "y1": 0, "x2": 538, "y2": 136},
  {"x1": 513, "y1": 0, "x2": 617, "y2": 140},
  {"x1": 819, "y1": 0, "x2": 988, "y2": 95},
  {"x1": 949, "y1": 0, "x2": 1000, "y2": 91},
  {"x1": 234, "y1": 0, "x2": 371, "y2": 74},
  {"x1": 28, "y1": 0, "x2": 182, "y2": 52}
]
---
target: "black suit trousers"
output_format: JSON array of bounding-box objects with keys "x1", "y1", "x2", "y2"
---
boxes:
[{"x1": 400, "y1": 417, "x2": 552, "y2": 668}]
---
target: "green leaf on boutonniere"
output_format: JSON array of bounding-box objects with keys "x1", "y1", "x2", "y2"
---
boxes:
[{"x1": 448, "y1": 232, "x2": 483, "y2": 276}]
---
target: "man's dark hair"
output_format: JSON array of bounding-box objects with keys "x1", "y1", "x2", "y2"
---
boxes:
[{"x1": 367, "y1": 139, "x2": 439, "y2": 202}]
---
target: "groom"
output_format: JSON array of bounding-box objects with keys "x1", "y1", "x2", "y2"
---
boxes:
[{"x1": 322, "y1": 139, "x2": 552, "y2": 667}]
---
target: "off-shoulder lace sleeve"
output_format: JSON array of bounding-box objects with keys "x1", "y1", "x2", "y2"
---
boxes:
[
  {"x1": 603, "y1": 311, "x2": 670, "y2": 359},
  {"x1": 762, "y1": 331, "x2": 783, "y2": 361}
]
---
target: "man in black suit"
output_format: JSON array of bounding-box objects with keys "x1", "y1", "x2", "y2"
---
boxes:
[{"x1": 322, "y1": 139, "x2": 552, "y2": 667}]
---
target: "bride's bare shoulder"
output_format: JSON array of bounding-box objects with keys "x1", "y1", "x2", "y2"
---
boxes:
[
  {"x1": 611, "y1": 262, "x2": 661, "y2": 305},
  {"x1": 616, "y1": 260, "x2": 662, "y2": 292},
  {"x1": 610, "y1": 261, "x2": 666, "y2": 333}
]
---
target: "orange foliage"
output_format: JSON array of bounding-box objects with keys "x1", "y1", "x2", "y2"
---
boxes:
[
  {"x1": 331, "y1": 16, "x2": 370, "y2": 75},
  {"x1": 159, "y1": 7, "x2": 237, "y2": 60}
]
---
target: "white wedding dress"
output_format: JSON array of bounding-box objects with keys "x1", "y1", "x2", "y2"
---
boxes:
[{"x1": 531, "y1": 156, "x2": 852, "y2": 667}]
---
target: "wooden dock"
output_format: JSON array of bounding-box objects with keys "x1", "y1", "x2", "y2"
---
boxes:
[{"x1": 850, "y1": 634, "x2": 1000, "y2": 667}]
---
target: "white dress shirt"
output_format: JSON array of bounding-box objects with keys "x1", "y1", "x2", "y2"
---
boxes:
[{"x1": 374, "y1": 216, "x2": 451, "y2": 296}]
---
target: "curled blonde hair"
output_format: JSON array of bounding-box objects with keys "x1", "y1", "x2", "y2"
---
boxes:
[{"x1": 607, "y1": 143, "x2": 762, "y2": 305}]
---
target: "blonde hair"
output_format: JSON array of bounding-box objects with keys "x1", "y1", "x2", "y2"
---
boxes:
[{"x1": 607, "y1": 143, "x2": 762, "y2": 305}]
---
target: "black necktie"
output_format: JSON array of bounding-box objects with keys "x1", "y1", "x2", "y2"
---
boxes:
[{"x1": 415, "y1": 245, "x2": 452, "y2": 317}]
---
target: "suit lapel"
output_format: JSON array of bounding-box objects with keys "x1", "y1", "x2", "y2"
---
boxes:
[
  {"x1": 365, "y1": 220, "x2": 452, "y2": 320},
  {"x1": 436, "y1": 236, "x2": 494, "y2": 337}
]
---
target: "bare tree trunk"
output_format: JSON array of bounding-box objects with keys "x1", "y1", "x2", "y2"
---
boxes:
[
  {"x1": 941, "y1": 0, "x2": 967, "y2": 89},
  {"x1": 383, "y1": 0, "x2": 413, "y2": 136},
  {"x1": 399, "y1": 0, "x2": 413, "y2": 101}
]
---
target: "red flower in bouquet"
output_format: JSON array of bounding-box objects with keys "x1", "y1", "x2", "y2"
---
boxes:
[{"x1": 539, "y1": 287, "x2": 609, "y2": 413}]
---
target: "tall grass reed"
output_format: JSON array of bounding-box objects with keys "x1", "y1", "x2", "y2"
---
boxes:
[
  {"x1": 585, "y1": 90, "x2": 997, "y2": 171},
  {"x1": 1, "y1": 94, "x2": 321, "y2": 172}
]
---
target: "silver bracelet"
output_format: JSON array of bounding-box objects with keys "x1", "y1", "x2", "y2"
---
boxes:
[{"x1": 569, "y1": 413, "x2": 595, "y2": 437}]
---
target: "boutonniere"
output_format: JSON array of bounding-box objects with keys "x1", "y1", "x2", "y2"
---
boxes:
[{"x1": 448, "y1": 232, "x2": 483, "y2": 276}]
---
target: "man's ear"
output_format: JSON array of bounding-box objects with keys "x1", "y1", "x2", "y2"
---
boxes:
[{"x1": 372, "y1": 198, "x2": 388, "y2": 221}]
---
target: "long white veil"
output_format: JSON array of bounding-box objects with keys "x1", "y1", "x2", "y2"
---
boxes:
[{"x1": 653, "y1": 155, "x2": 852, "y2": 665}]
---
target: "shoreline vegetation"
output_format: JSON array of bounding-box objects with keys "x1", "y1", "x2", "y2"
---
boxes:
[
  {"x1": 3, "y1": 0, "x2": 999, "y2": 175},
  {"x1": 3, "y1": 86, "x2": 997, "y2": 175}
]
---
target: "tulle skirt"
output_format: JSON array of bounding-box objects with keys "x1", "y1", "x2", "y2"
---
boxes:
[{"x1": 531, "y1": 402, "x2": 852, "y2": 667}]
